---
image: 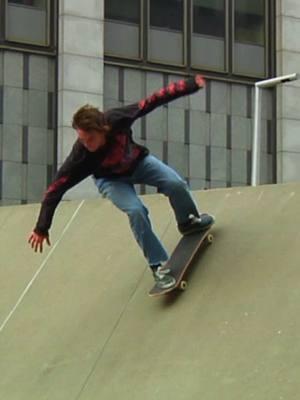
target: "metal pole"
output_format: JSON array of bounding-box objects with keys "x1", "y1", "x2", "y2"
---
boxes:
[
  {"x1": 251, "y1": 85, "x2": 262, "y2": 186},
  {"x1": 250, "y1": 73, "x2": 298, "y2": 186}
]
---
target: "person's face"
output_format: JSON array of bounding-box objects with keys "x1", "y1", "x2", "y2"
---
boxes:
[{"x1": 76, "y1": 128, "x2": 107, "y2": 152}]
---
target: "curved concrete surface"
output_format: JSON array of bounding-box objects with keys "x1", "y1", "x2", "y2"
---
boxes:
[{"x1": 1, "y1": 183, "x2": 300, "y2": 399}]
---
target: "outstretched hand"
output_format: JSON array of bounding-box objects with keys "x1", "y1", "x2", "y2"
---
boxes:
[
  {"x1": 28, "y1": 231, "x2": 51, "y2": 253},
  {"x1": 195, "y1": 74, "x2": 206, "y2": 89}
]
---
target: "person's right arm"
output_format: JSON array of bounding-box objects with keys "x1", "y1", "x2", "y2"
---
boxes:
[{"x1": 28, "y1": 142, "x2": 92, "y2": 252}]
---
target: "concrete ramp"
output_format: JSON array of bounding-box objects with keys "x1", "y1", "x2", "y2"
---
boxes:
[{"x1": 1, "y1": 183, "x2": 300, "y2": 399}]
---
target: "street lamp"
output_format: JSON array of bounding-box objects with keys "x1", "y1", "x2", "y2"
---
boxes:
[{"x1": 251, "y1": 72, "x2": 299, "y2": 186}]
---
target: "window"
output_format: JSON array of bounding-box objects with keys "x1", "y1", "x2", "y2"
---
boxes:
[
  {"x1": 5, "y1": 0, "x2": 49, "y2": 46},
  {"x1": 148, "y1": 0, "x2": 184, "y2": 65},
  {"x1": 104, "y1": 0, "x2": 141, "y2": 59},
  {"x1": 8, "y1": 0, "x2": 42, "y2": 4},
  {"x1": 233, "y1": 0, "x2": 266, "y2": 77},
  {"x1": 104, "y1": 0, "x2": 273, "y2": 80},
  {"x1": 192, "y1": 0, "x2": 226, "y2": 71}
]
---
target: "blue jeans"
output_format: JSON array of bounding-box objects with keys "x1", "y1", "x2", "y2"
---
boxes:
[{"x1": 94, "y1": 155, "x2": 200, "y2": 266}]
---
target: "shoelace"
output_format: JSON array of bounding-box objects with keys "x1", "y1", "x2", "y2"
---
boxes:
[{"x1": 156, "y1": 266, "x2": 171, "y2": 277}]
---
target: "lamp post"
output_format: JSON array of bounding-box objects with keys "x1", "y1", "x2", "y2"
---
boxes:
[{"x1": 251, "y1": 73, "x2": 299, "y2": 186}]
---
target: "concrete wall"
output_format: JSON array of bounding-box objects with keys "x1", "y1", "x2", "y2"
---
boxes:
[
  {"x1": 0, "y1": 50, "x2": 56, "y2": 205},
  {"x1": 58, "y1": 0, "x2": 104, "y2": 199},
  {"x1": 276, "y1": 0, "x2": 300, "y2": 182},
  {"x1": 104, "y1": 65, "x2": 275, "y2": 193},
  {"x1": 0, "y1": 0, "x2": 279, "y2": 206}
]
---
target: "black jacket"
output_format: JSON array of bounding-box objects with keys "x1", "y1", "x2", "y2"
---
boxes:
[{"x1": 34, "y1": 76, "x2": 202, "y2": 235}]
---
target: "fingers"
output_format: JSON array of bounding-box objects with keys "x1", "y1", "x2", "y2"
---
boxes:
[
  {"x1": 28, "y1": 233, "x2": 37, "y2": 251},
  {"x1": 28, "y1": 232, "x2": 50, "y2": 253},
  {"x1": 37, "y1": 238, "x2": 43, "y2": 253},
  {"x1": 28, "y1": 233, "x2": 34, "y2": 245},
  {"x1": 46, "y1": 236, "x2": 51, "y2": 247},
  {"x1": 37, "y1": 234, "x2": 43, "y2": 253},
  {"x1": 32, "y1": 235, "x2": 41, "y2": 253}
]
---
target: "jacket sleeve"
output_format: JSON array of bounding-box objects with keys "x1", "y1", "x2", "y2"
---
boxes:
[
  {"x1": 105, "y1": 75, "x2": 205, "y2": 130},
  {"x1": 34, "y1": 142, "x2": 92, "y2": 235}
]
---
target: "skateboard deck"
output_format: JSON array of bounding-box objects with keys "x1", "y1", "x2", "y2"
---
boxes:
[{"x1": 149, "y1": 229, "x2": 214, "y2": 297}]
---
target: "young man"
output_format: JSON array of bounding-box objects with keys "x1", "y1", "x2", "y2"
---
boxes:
[{"x1": 28, "y1": 74, "x2": 215, "y2": 289}]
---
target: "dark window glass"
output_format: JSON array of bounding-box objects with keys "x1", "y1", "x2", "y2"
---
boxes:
[
  {"x1": 105, "y1": 0, "x2": 140, "y2": 25},
  {"x1": 192, "y1": 0, "x2": 226, "y2": 71},
  {"x1": 234, "y1": 0, "x2": 266, "y2": 76},
  {"x1": 104, "y1": 0, "x2": 141, "y2": 59},
  {"x1": 149, "y1": 0, "x2": 184, "y2": 65},
  {"x1": 193, "y1": 0, "x2": 225, "y2": 37},
  {"x1": 6, "y1": 0, "x2": 49, "y2": 45},
  {"x1": 150, "y1": 0, "x2": 183, "y2": 31},
  {"x1": 8, "y1": 0, "x2": 46, "y2": 8},
  {"x1": 235, "y1": 0, "x2": 265, "y2": 45}
]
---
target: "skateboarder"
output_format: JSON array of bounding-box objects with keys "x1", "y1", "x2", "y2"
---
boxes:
[{"x1": 28, "y1": 74, "x2": 214, "y2": 290}]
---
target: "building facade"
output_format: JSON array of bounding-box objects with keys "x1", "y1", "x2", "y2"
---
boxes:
[{"x1": 0, "y1": 0, "x2": 298, "y2": 205}]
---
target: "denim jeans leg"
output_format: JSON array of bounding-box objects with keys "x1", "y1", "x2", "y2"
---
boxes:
[
  {"x1": 131, "y1": 155, "x2": 200, "y2": 224},
  {"x1": 94, "y1": 177, "x2": 169, "y2": 265}
]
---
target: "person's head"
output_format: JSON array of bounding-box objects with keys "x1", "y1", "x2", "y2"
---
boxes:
[{"x1": 72, "y1": 104, "x2": 111, "y2": 152}]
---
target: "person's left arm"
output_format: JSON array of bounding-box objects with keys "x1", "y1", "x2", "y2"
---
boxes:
[{"x1": 105, "y1": 75, "x2": 205, "y2": 130}]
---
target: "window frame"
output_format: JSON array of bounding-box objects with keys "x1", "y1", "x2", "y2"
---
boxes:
[
  {"x1": 0, "y1": 0, "x2": 57, "y2": 55},
  {"x1": 104, "y1": 0, "x2": 143, "y2": 61},
  {"x1": 190, "y1": 0, "x2": 229, "y2": 74},
  {"x1": 103, "y1": 0, "x2": 275, "y2": 82},
  {"x1": 232, "y1": 0, "x2": 269, "y2": 78},
  {"x1": 146, "y1": 0, "x2": 188, "y2": 68}
]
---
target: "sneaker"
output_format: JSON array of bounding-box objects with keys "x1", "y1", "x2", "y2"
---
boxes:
[
  {"x1": 178, "y1": 213, "x2": 215, "y2": 236},
  {"x1": 152, "y1": 265, "x2": 176, "y2": 289}
]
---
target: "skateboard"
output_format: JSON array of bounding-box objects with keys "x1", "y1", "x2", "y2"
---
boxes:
[{"x1": 148, "y1": 229, "x2": 214, "y2": 297}]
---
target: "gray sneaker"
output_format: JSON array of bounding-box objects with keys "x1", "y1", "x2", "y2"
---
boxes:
[{"x1": 152, "y1": 266, "x2": 176, "y2": 289}]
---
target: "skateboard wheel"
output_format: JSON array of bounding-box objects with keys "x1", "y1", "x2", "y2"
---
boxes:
[
  {"x1": 207, "y1": 234, "x2": 214, "y2": 244},
  {"x1": 180, "y1": 280, "x2": 188, "y2": 290}
]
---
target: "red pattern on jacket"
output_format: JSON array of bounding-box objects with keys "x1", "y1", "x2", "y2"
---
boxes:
[{"x1": 43, "y1": 176, "x2": 69, "y2": 200}]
